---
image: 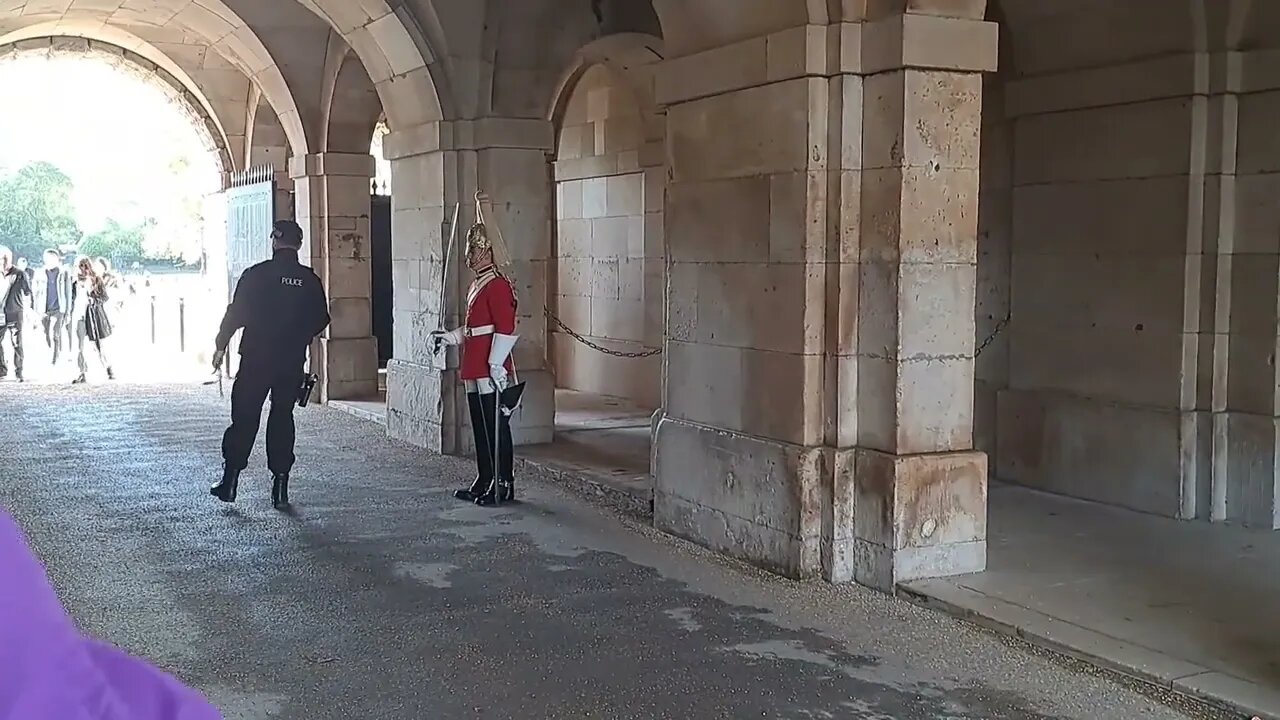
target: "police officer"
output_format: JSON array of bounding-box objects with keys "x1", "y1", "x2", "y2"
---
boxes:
[{"x1": 210, "y1": 220, "x2": 330, "y2": 509}]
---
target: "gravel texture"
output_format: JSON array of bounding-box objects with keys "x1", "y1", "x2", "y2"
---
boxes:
[{"x1": 0, "y1": 381, "x2": 1234, "y2": 720}]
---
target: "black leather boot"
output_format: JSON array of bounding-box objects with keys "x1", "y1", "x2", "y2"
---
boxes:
[
  {"x1": 272, "y1": 473, "x2": 290, "y2": 510},
  {"x1": 211, "y1": 466, "x2": 240, "y2": 503},
  {"x1": 455, "y1": 477, "x2": 488, "y2": 502},
  {"x1": 458, "y1": 391, "x2": 494, "y2": 502},
  {"x1": 474, "y1": 480, "x2": 513, "y2": 507}
]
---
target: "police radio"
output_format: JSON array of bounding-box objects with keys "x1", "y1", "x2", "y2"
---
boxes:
[{"x1": 297, "y1": 373, "x2": 319, "y2": 407}]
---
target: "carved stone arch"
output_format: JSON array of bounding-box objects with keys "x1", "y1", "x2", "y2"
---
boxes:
[
  {"x1": 546, "y1": 33, "x2": 665, "y2": 142},
  {"x1": 0, "y1": 35, "x2": 233, "y2": 179},
  {"x1": 294, "y1": 0, "x2": 450, "y2": 128},
  {"x1": 320, "y1": 34, "x2": 383, "y2": 155}
]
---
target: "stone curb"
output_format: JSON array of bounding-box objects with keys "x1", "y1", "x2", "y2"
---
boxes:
[
  {"x1": 324, "y1": 402, "x2": 652, "y2": 518},
  {"x1": 328, "y1": 400, "x2": 388, "y2": 427},
  {"x1": 515, "y1": 456, "x2": 653, "y2": 520},
  {"x1": 897, "y1": 579, "x2": 1279, "y2": 720}
]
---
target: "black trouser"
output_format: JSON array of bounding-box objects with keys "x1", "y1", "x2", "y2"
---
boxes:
[
  {"x1": 0, "y1": 321, "x2": 23, "y2": 379},
  {"x1": 469, "y1": 391, "x2": 513, "y2": 491},
  {"x1": 222, "y1": 360, "x2": 302, "y2": 475},
  {"x1": 42, "y1": 311, "x2": 65, "y2": 362}
]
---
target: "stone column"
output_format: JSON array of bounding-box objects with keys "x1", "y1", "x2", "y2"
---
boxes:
[
  {"x1": 653, "y1": 14, "x2": 996, "y2": 590},
  {"x1": 289, "y1": 152, "x2": 380, "y2": 401},
  {"x1": 653, "y1": 28, "x2": 834, "y2": 580},
  {"x1": 383, "y1": 119, "x2": 555, "y2": 454},
  {"x1": 845, "y1": 14, "x2": 997, "y2": 589}
]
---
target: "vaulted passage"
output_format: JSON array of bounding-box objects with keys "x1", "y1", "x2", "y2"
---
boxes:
[{"x1": 2, "y1": 0, "x2": 1279, "y2": 716}]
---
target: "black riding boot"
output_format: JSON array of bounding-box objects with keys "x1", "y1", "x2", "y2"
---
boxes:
[
  {"x1": 272, "y1": 473, "x2": 290, "y2": 510},
  {"x1": 475, "y1": 395, "x2": 514, "y2": 507},
  {"x1": 211, "y1": 465, "x2": 240, "y2": 503},
  {"x1": 456, "y1": 392, "x2": 494, "y2": 502}
]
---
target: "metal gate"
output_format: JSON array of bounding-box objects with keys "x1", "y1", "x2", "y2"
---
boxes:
[{"x1": 225, "y1": 166, "x2": 276, "y2": 301}]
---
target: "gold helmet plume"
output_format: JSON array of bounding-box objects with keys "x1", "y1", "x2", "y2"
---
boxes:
[{"x1": 467, "y1": 191, "x2": 511, "y2": 270}]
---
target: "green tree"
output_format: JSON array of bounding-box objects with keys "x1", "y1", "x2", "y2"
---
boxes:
[
  {"x1": 79, "y1": 218, "x2": 153, "y2": 264},
  {"x1": 0, "y1": 161, "x2": 82, "y2": 261}
]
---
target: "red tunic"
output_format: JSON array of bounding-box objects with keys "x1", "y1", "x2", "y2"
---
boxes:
[{"x1": 460, "y1": 270, "x2": 518, "y2": 381}]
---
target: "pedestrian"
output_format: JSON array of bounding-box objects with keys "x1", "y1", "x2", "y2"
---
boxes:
[
  {"x1": 70, "y1": 256, "x2": 115, "y2": 385},
  {"x1": 15, "y1": 256, "x2": 33, "y2": 287},
  {"x1": 0, "y1": 509, "x2": 222, "y2": 719},
  {"x1": 62, "y1": 257, "x2": 75, "y2": 352},
  {"x1": 0, "y1": 245, "x2": 33, "y2": 382},
  {"x1": 37, "y1": 249, "x2": 73, "y2": 366},
  {"x1": 430, "y1": 192, "x2": 522, "y2": 507},
  {"x1": 210, "y1": 220, "x2": 330, "y2": 510}
]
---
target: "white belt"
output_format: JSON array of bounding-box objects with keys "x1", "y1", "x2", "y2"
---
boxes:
[{"x1": 465, "y1": 324, "x2": 495, "y2": 338}]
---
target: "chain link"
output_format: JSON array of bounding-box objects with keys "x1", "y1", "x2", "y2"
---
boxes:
[
  {"x1": 542, "y1": 305, "x2": 1010, "y2": 362},
  {"x1": 975, "y1": 311, "x2": 1012, "y2": 358},
  {"x1": 544, "y1": 305, "x2": 664, "y2": 358}
]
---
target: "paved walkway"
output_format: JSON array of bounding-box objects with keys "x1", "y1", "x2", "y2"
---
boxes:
[
  {"x1": 0, "y1": 383, "x2": 1230, "y2": 719},
  {"x1": 904, "y1": 483, "x2": 1280, "y2": 718}
]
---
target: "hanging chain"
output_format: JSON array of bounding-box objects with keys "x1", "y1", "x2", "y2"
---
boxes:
[
  {"x1": 544, "y1": 305, "x2": 663, "y2": 358},
  {"x1": 975, "y1": 311, "x2": 1012, "y2": 358},
  {"x1": 541, "y1": 305, "x2": 1009, "y2": 362}
]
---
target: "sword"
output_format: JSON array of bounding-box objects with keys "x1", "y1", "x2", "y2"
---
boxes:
[
  {"x1": 432, "y1": 202, "x2": 462, "y2": 371},
  {"x1": 201, "y1": 368, "x2": 224, "y2": 397}
]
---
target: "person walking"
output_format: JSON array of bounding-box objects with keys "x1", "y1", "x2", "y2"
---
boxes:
[
  {"x1": 70, "y1": 257, "x2": 115, "y2": 385},
  {"x1": 0, "y1": 246, "x2": 32, "y2": 382},
  {"x1": 37, "y1": 249, "x2": 73, "y2": 366},
  {"x1": 210, "y1": 220, "x2": 330, "y2": 509}
]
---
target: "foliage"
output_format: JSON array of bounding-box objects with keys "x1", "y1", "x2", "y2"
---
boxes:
[
  {"x1": 79, "y1": 218, "x2": 157, "y2": 265},
  {"x1": 0, "y1": 161, "x2": 82, "y2": 262},
  {"x1": 0, "y1": 161, "x2": 184, "y2": 266}
]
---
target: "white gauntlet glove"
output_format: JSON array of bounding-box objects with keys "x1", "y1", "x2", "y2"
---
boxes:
[{"x1": 430, "y1": 327, "x2": 463, "y2": 354}]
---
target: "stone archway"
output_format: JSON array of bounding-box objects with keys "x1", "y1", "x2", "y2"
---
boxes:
[
  {"x1": 0, "y1": 25, "x2": 237, "y2": 178},
  {"x1": 0, "y1": 1, "x2": 313, "y2": 157},
  {"x1": 0, "y1": 35, "x2": 232, "y2": 181},
  {"x1": 293, "y1": 0, "x2": 448, "y2": 131},
  {"x1": 543, "y1": 34, "x2": 667, "y2": 476}
]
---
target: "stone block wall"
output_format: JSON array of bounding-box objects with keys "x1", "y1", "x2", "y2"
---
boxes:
[
  {"x1": 552, "y1": 65, "x2": 663, "y2": 408},
  {"x1": 986, "y1": 53, "x2": 1219, "y2": 521},
  {"x1": 974, "y1": 73, "x2": 1012, "y2": 465},
  {"x1": 1210, "y1": 55, "x2": 1280, "y2": 528}
]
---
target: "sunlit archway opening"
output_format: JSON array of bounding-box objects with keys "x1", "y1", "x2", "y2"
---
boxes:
[{"x1": 0, "y1": 47, "x2": 224, "y2": 384}]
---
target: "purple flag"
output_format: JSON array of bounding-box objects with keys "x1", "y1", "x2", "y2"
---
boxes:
[{"x1": 0, "y1": 510, "x2": 222, "y2": 719}]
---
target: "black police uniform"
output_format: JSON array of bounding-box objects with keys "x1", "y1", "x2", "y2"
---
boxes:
[{"x1": 213, "y1": 241, "x2": 329, "y2": 504}]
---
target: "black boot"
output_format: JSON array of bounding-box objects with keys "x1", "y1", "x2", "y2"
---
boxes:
[
  {"x1": 474, "y1": 480, "x2": 513, "y2": 507},
  {"x1": 211, "y1": 466, "x2": 240, "y2": 503},
  {"x1": 458, "y1": 391, "x2": 495, "y2": 502},
  {"x1": 476, "y1": 404, "x2": 515, "y2": 507},
  {"x1": 455, "y1": 477, "x2": 488, "y2": 502},
  {"x1": 272, "y1": 473, "x2": 290, "y2": 510}
]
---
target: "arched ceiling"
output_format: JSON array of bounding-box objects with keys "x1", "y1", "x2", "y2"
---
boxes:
[
  {"x1": 0, "y1": 35, "x2": 232, "y2": 176},
  {"x1": 0, "y1": 21, "x2": 239, "y2": 164},
  {"x1": 0, "y1": 0, "x2": 310, "y2": 153}
]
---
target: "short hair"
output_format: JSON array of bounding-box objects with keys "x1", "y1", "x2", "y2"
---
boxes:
[
  {"x1": 43, "y1": 248, "x2": 61, "y2": 259},
  {"x1": 271, "y1": 220, "x2": 304, "y2": 249}
]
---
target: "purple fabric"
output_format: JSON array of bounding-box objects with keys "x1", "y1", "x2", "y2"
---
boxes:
[{"x1": 0, "y1": 511, "x2": 222, "y2": 720}]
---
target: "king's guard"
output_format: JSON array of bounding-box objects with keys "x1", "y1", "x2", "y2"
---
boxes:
[{"x1": 431, "y1": 192, "x2": 523, "y2": 506}]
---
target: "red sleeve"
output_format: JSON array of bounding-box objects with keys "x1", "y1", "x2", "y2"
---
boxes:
[{"x1": 487, "y1": 276, "x2": 517, "y2": 335}]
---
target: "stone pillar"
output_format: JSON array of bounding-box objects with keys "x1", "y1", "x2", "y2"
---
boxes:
[
  {"x1": 289, "y1": 152, "x2": 380, "y2": 401},
  {"x1": 652, "y1": 14, "x2": 995, "y2": 590},
  {"x1": 653, "y1": 29, "x2": 834, "y2": 580},
  {"x1": 383, "y1": 119, "x2": 556, "y2": 454},
  {"x1": 847, "y1": 15, "x2": 997, "y2": 589}
]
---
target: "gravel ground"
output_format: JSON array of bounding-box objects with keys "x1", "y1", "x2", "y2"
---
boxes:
[{"x1": 0, "y1": 381, "x2": 1236, "y2": 720}]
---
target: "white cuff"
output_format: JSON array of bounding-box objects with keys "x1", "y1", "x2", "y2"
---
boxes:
[
  {"x1": 442, "y1": 327, "x2": 463, "y2": 346},
  {"x1": 488, "y1": 333, "x2": 518, "y2": 366}
]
